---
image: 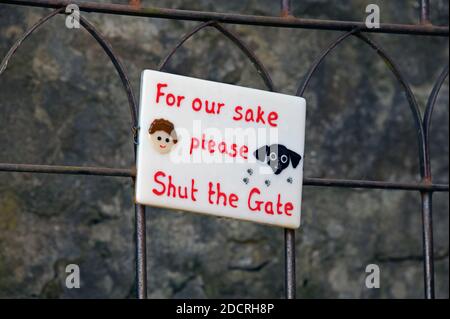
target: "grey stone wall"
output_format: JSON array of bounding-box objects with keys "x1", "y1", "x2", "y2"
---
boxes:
[{"x1": 0, "y1": 0, "x2": 448, "y2": 298}]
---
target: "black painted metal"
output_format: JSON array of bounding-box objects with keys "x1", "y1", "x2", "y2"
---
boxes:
[
  {"x1": 0, "y1": 0, "x2": 448, "y2": 299},
  {"x1": 284, "y1": 229, "x2": 296, "y2": 299},
  {"x1": 420, "y1": 65, "x2": 449, "y2": 299},
  {"x1": 135, "y1": 203, "x2": 147, "y2": 299},
  {"x1": 1, "y1": 0, "x2": 448, "y2": 36},
  {"x1": 1, "y1": 163, "x2": 448, "y2": 192},
  {"x1": 0, "y1": 7, "x2": 147, "y2": 299}
]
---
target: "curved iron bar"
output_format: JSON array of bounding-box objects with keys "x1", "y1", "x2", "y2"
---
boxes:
[
  {"x1": 296, "y1": 28, "x2": 361, "y2": 97},
  {"x1": 423, "y1": 65, "x2": 449, "y2": 177},
  {"x1": 78, "y1": 15, "x2": 147, "y2": 299},
  {"x1": 0, "y1": 9, "x2": 138, "y2": 132},
  {"x1": 354, "y1": 33, "x2": 426, "y2": 177},
  {"x1": 0, "y1": 9, "x2": 146, "y2": 298},
  {"x1": 79, "y1": 16, "x2": 138, "y2": 131},
  {"x1": 419, "y1": 65, "x2": 448, "y2": 299},
  {"x1": 158, "y1": 21, "x2": 214, "y2": 71},
  {"x1": 296, "y1": 31, "x2": 427, "y2": 178},
  {"x1": 158, "y1": 20, "x2": 275, "y2": 91},
  {"x1": 420, "y1": 190, "x2": 434, "y2": 299},
  {"x1": 157, "y1": 20, "x2": 302, "y2": 298},
  {"x1": 0, "y1": 8, "x2": 64, "y2": 75},
  {"x1": 78, "y1": 14, "x2": 147, "y2": 300},
  {"x1": 352, "y1": 32, "x2": 440, "y2": 299},
  {"x1": 295, "y1": 29, "x2": 442, "y2": 298}
]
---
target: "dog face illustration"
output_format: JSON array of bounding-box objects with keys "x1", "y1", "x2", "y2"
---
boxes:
[{"x1": 253, "y1": 144, "x2": 302, "y2": 175}]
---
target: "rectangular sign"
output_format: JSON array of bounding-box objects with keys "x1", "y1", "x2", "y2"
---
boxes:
[{"x1": 135, "y1": 70, "x2": 306, "y2": 228}]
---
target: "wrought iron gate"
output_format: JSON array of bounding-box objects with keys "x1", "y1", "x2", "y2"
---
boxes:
[{"x1": 0, "y1": 0, "x2": 448, "y2": 299}]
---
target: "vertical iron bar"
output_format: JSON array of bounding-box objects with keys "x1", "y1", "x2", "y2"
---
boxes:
[
  {"x1": 420, "y1": 66, "x2": 448, "y2": 299},
  {"x1": 281, "y1": 0, "x2": 296, "y2": 299},
  {"x1": 135, "y1": 203, "x2": 147, "y2": 299},
  {"x1": 420, "y1": 191, "x2": 435, "y2": 298},
  {"x1": 284, "y1": 228, "x2": 296, "y2": 299},
  {"x1": 419, "y1": 0, "x2": 431, "y2": 24},
  {"x1": 281, "y1": 0, "x2": 292, "y2": 17}
]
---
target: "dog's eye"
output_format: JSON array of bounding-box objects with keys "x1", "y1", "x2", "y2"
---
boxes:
[
  {"x1": 165, "y1": 138, "x2": 170, "y2": 143},
  {"x1": 157, "y1": 136, "x2": 162, "y2": 141},
  {"x1": 269, "y1": 152, "x2": 277, "y2": 161},
  {"x1": 280, "y1": 155, "x2": 288, "y2": 163}
]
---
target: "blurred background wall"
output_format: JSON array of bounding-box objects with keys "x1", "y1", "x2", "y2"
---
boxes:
[{"x1": 0, "y1": 0, "x2": 448, "y2": 298}]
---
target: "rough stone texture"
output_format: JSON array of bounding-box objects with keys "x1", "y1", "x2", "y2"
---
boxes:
[{"x1": 0, "y1": 0, "x2": 448, "y2": 299}]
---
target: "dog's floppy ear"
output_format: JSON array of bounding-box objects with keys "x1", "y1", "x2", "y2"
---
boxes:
[
  {"x1": 254, "y1": 145, "x2": 269, "y2": 162},
  {"x1": 289, "y1": 150, "x2": 302, "y2": 168}
]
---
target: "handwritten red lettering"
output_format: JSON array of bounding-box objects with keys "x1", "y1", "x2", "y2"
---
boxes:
[
  {"x1": 156, "y1": 83, "x2": 168, "y2": 104},
  {"x1": 189, "y1": 135, "x2": 248, "y2": 160},
  {"x1": 152, "y1": 170, "x2": 198, "y2": 201},
  {"x1": 191, "y1": 97, "x2": 225, "y2": 114},
  {"x1": 155, "y1": 83, "x2": 185, "y2": 107},
  {"x1": 232, "y1": 105, "x2": 278, "y2": 127},
  {"x1": 248, "y1": 187, "x2": 293, "y2": 216}
]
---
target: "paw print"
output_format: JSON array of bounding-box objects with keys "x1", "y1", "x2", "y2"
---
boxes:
[
  {"x1": 247, "y1": 168, "x2": 253, "y2": 176},
  {"x1": 243, "y1": 177, "x2": 249, "y2": 185},
  {"x1": 287, "y1": 177, "x2": 293, "y2": 184},
  {"x1": 265, "y1": 180, "x2": 271, "y2": 187}
]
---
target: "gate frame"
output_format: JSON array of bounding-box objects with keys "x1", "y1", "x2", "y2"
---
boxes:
[{"x1": 0, "y1": 0, "x2": 449, "y2": 299}]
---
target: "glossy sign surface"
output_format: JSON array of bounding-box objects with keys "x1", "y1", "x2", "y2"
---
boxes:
[{"x1": 136, "y1": 70, "x2": 306, "y2": 228}]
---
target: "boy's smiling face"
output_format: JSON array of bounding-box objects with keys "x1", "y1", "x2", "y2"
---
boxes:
[{"x1": 151, "y1": 130, "x2": 176, "y2": 154}]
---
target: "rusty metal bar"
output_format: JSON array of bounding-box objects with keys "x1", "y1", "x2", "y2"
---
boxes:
[
  {"x1": 284, "y1": 229, "x2": 296, "y2": 299},
  {"x1": 128, "y1": 0, "x2": 140, "y2": 7},
  {"x1": 280, "y1": 0, "x2": 295, "y2": 300},
  {"x1": 421, "y1": 191, "x2": 435, "y2": 298},
  {"x1": 135, "y1": 203, "x2": 147, "y2": 299},
  {"x1": 0, "y1": 163, "x2": 133, "y2": 177},
  {"x1": 419, "y1": 0, "x2": 431, "y2": 25},
  {"x1": 295, "y1": 25, "x2": 447, "y2": 299},
  {"x1": 1, "y1": 163, "x2": 448, "y2": 192},
  {"x1": 303, "y1": 178, "x2": 448, "y2": 192},
  {"x1": 280, "y1": 0, "x2": 292, "y2": 17},
  {"x1": 81, "y1": 14, "x2": 146, "y2": 299},
  {"x1": 1, "y1": 0, "x2": 448, "y2": 36},
  {"x1": 423, "y1": 65, "x2": 449, "y2": 176},
  {"x1": 418, "y1": 65, "x2": 448, "y2": 299}
]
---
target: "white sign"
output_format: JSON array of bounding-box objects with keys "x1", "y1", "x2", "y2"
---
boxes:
[{"x1": 135, "y1": 70, "x2": 306, "y2": 229}]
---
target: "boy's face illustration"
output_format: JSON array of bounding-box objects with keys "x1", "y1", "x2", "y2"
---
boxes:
[{"x1": 150, "y1": 130, "x2": 176, "y2": 154}]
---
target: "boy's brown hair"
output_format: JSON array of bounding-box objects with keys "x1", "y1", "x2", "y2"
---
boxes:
[{"x1": 149, "y1": 118, "x2": 178, "y2": 143}]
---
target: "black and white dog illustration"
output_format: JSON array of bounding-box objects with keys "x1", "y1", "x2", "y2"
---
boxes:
[{"x1": 253, "y1": 144, "x2": 302, "y2": 175}]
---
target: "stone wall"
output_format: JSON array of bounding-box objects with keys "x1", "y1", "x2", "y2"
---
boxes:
[{"x1": 0, "y1": 0, "x2": 448, "y2": 298}]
